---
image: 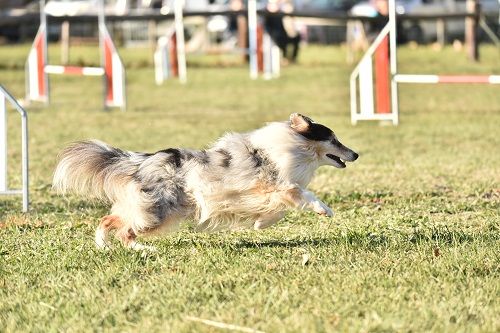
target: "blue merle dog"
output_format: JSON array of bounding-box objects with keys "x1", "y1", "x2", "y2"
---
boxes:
[{"x1": 53, "y1": 114, "x2": 358, "y2": 250}]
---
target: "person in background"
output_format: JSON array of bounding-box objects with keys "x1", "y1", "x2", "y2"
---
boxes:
[
  {"x1": 364, "y1": 0, "x2": 403, "y2": 43},
  {"x1": 264, "y1": 0, "x2": 301, "y2": 63},
  {"x1": 364, "y1": 0, "x2": 389, "y2": 41}
]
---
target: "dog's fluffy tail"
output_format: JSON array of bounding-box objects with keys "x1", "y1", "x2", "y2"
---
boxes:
[{"x1": 52, "y1": 140, "x2": 142, "y2": 201}]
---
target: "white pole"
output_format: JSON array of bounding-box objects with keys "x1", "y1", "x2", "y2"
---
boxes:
[
  {"x1": 248, "y1": 0, "x2": 258, "y2": 79},
  {"x1": 98, "y1": 0, "x2": 105, "y2": 47},
  {"x1": 61, "y1": 20, "x2": 70, "y2": 64},
  {"x1": 174, "y1": 0, "x2": 187, "y2": 84},
  {"x1": 154, "y1": 44, "x2": 164, "y2": 85},
  {"x1": 358, "y1": 57, "x2": 375, "y2": 116},
  {"x1": 21, "y1": 109, "x2": 29, "y2": 212},
  {"x1": 271, "y1": 43, "x2": 280, "y2": 78},
  {"x1": 263, "y1": 32, "x2": 271, "y2": 80},
  {"x1": 0, "y1": 91, "x2": 6, "y2": 192},
  {"x1": 388, "y1": 0, "x2": 399, "y2": 125},
  {"x1": 98, "y1": 0, "x2": 107, "y2": 109},
  {"x1": 41, "y1": 0, "x2": 49, "y2": 104}
]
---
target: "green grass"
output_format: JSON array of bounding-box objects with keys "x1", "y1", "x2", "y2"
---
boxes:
[{"x1": 0, "y1": 43, "x2": 499, "y2": 332}]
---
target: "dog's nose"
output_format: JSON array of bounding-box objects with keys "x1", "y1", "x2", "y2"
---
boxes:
[{"x1": 352, "y1": 152, "x2": 359, "y2": 161}]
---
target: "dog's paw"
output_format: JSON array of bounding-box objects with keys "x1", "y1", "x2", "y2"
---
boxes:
[
  {"x1": 95, "y1": 232, "x2": 112, "y2": 250},
  {"x1": 129, "y1": 241, "x2": 157, "y2": 253},
  {"x1": 254, "y1": 220, "x2": 272, "y2": 230},
  {"x1": 312, "y1": 201, "x2": 334, "y2": 217}
]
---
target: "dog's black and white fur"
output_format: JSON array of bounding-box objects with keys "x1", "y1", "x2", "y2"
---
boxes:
[{"x1": 53, "y1": 114, "x2": 358, "y2": 250}]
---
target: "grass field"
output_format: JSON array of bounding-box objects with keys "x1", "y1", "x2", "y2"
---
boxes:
[{"x1": 0, "y1": 43, "x2": 499, "y2": 332}]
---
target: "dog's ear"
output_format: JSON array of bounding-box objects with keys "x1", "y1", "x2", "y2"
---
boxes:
[{"x1": 290, "y1": 113, "x2": 313, "y2": 132}]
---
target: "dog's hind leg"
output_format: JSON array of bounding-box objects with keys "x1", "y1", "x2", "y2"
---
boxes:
[
  {"x1": 95, "y1": 215, "x2": 121, "y2": 249},
  {"x1": 115, "y1": 226, "x2": 157, "y2": 252},
  {"x1": 96, "y1": 215, "x2": 156, "y2": 251},
  {"x1": 254, "y1": 212, "x2": 285, "y2": 230}
]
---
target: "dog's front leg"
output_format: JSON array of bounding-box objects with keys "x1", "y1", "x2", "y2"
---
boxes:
[
  {"x1": 285, "y1": 188, "x2": 334, "y2": 217},
  {"x1": 254, "y1": 212, "x2": 285, "y2": 230},
  {"x1": 302, "y1": 189, "x2": 334, "y2": 217}
]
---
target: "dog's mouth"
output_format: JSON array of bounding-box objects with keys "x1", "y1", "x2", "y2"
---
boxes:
[{"x1": 326, "y1": 154, "x2": 346, "y2": 168}]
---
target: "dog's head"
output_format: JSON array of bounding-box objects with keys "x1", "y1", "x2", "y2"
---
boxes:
[{"x1": 289, "y1": 113, "x2": 358, "y2": 168}]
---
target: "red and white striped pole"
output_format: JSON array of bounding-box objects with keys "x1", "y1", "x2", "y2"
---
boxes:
[
  {"x1": 25, "y1": 0, "x2": 48, "y2": 104},
  {"x1": 99, "y1": 0, "x2": 126, "y2": 110}
]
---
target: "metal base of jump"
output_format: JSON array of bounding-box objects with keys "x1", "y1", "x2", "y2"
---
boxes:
[
  {"x1": 0, "y1": 85, "x2": 29, "y2": 213},
  {"x1": 25, "y1": 0, "x2": 126, "y2": 110},
  {"x1": 350, "y1": 0, "x2": 500, "y2": 126}
]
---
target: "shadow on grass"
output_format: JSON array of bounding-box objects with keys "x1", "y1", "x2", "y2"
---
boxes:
[
  {"x1": 234, "y1": 238, "x2": 332, "y2": 249},
  {"x1": 176, "y1": 228, "x2": 491, "y2": 251}
]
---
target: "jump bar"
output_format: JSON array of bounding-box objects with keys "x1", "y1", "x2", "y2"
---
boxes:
[
  {"x1": 44, "y1": 65, "x2": 105, "y2": 76},
  {"x1": 394, "y1": 74, "x2": 500, "y2": 84}
]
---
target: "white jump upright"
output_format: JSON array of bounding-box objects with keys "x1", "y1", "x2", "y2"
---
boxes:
[
  {"x1": 26, "y1": 0, "x2": 126, "y2": 110},
  {"x1": 248, "y1": 0, "x2": 259, "y2": 79},
  {"x1": 350, "y1": 0, "x2": 500, "y2": 126},
  {"x1": 174, "y1": 0, "x2": 187, "y2": 84},
  {"x1": 0, "y1": 85, "x2": 29, "y2": 213},
  {"x1": 262, "y1": 30, "x2": 281, "y2": 80},
  {"x1": 154, "y1": 35, "x2": 173, "y2": 85}
]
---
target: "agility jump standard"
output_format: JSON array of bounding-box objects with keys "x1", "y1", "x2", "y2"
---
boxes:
[
  {"x1": 0, "y1": 85, "x2": 29, "y2": 212},
  {"x1": 248, "y1": 0, "x2": 280, "y2": 80},
  {"x1": 154, "y1": 0, "x2": 187, "y2": 84},
  {"x1": 26, "y1": 0, "x2": 126, "y2": 110},
  {"x1": 350, "y1": 0, "x2": 500, "y2": 125},
  {"x1": 154, "y1": 0, "x2": 279, "y2": 84}
]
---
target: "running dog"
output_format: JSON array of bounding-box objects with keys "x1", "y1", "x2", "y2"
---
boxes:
[{"x1": 53, "y1": 113, "x2": 358, "y2": 250}]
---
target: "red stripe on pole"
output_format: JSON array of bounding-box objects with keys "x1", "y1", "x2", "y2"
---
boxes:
[
  {"x1": 170, "y1": 32, "x2": 179, "y2": 77},
  {"x1": 104, "y1": 36, "x2": 114, "y2": 103},
  {"x1": 438, "y1": 75, "x2": 490, "y2": 83},
  {"x1": 375, "y1": 36, "x2": 390, "y2": 114},
  {"x1": 62, "y1": 66, "x2": 85, "y2": 75},
  {"x1": 35, "y1": 31, "x2": 46, "y2": 97},
  {"x1": 257, "y1": 24, "x2": 264, "y2": 73}
]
